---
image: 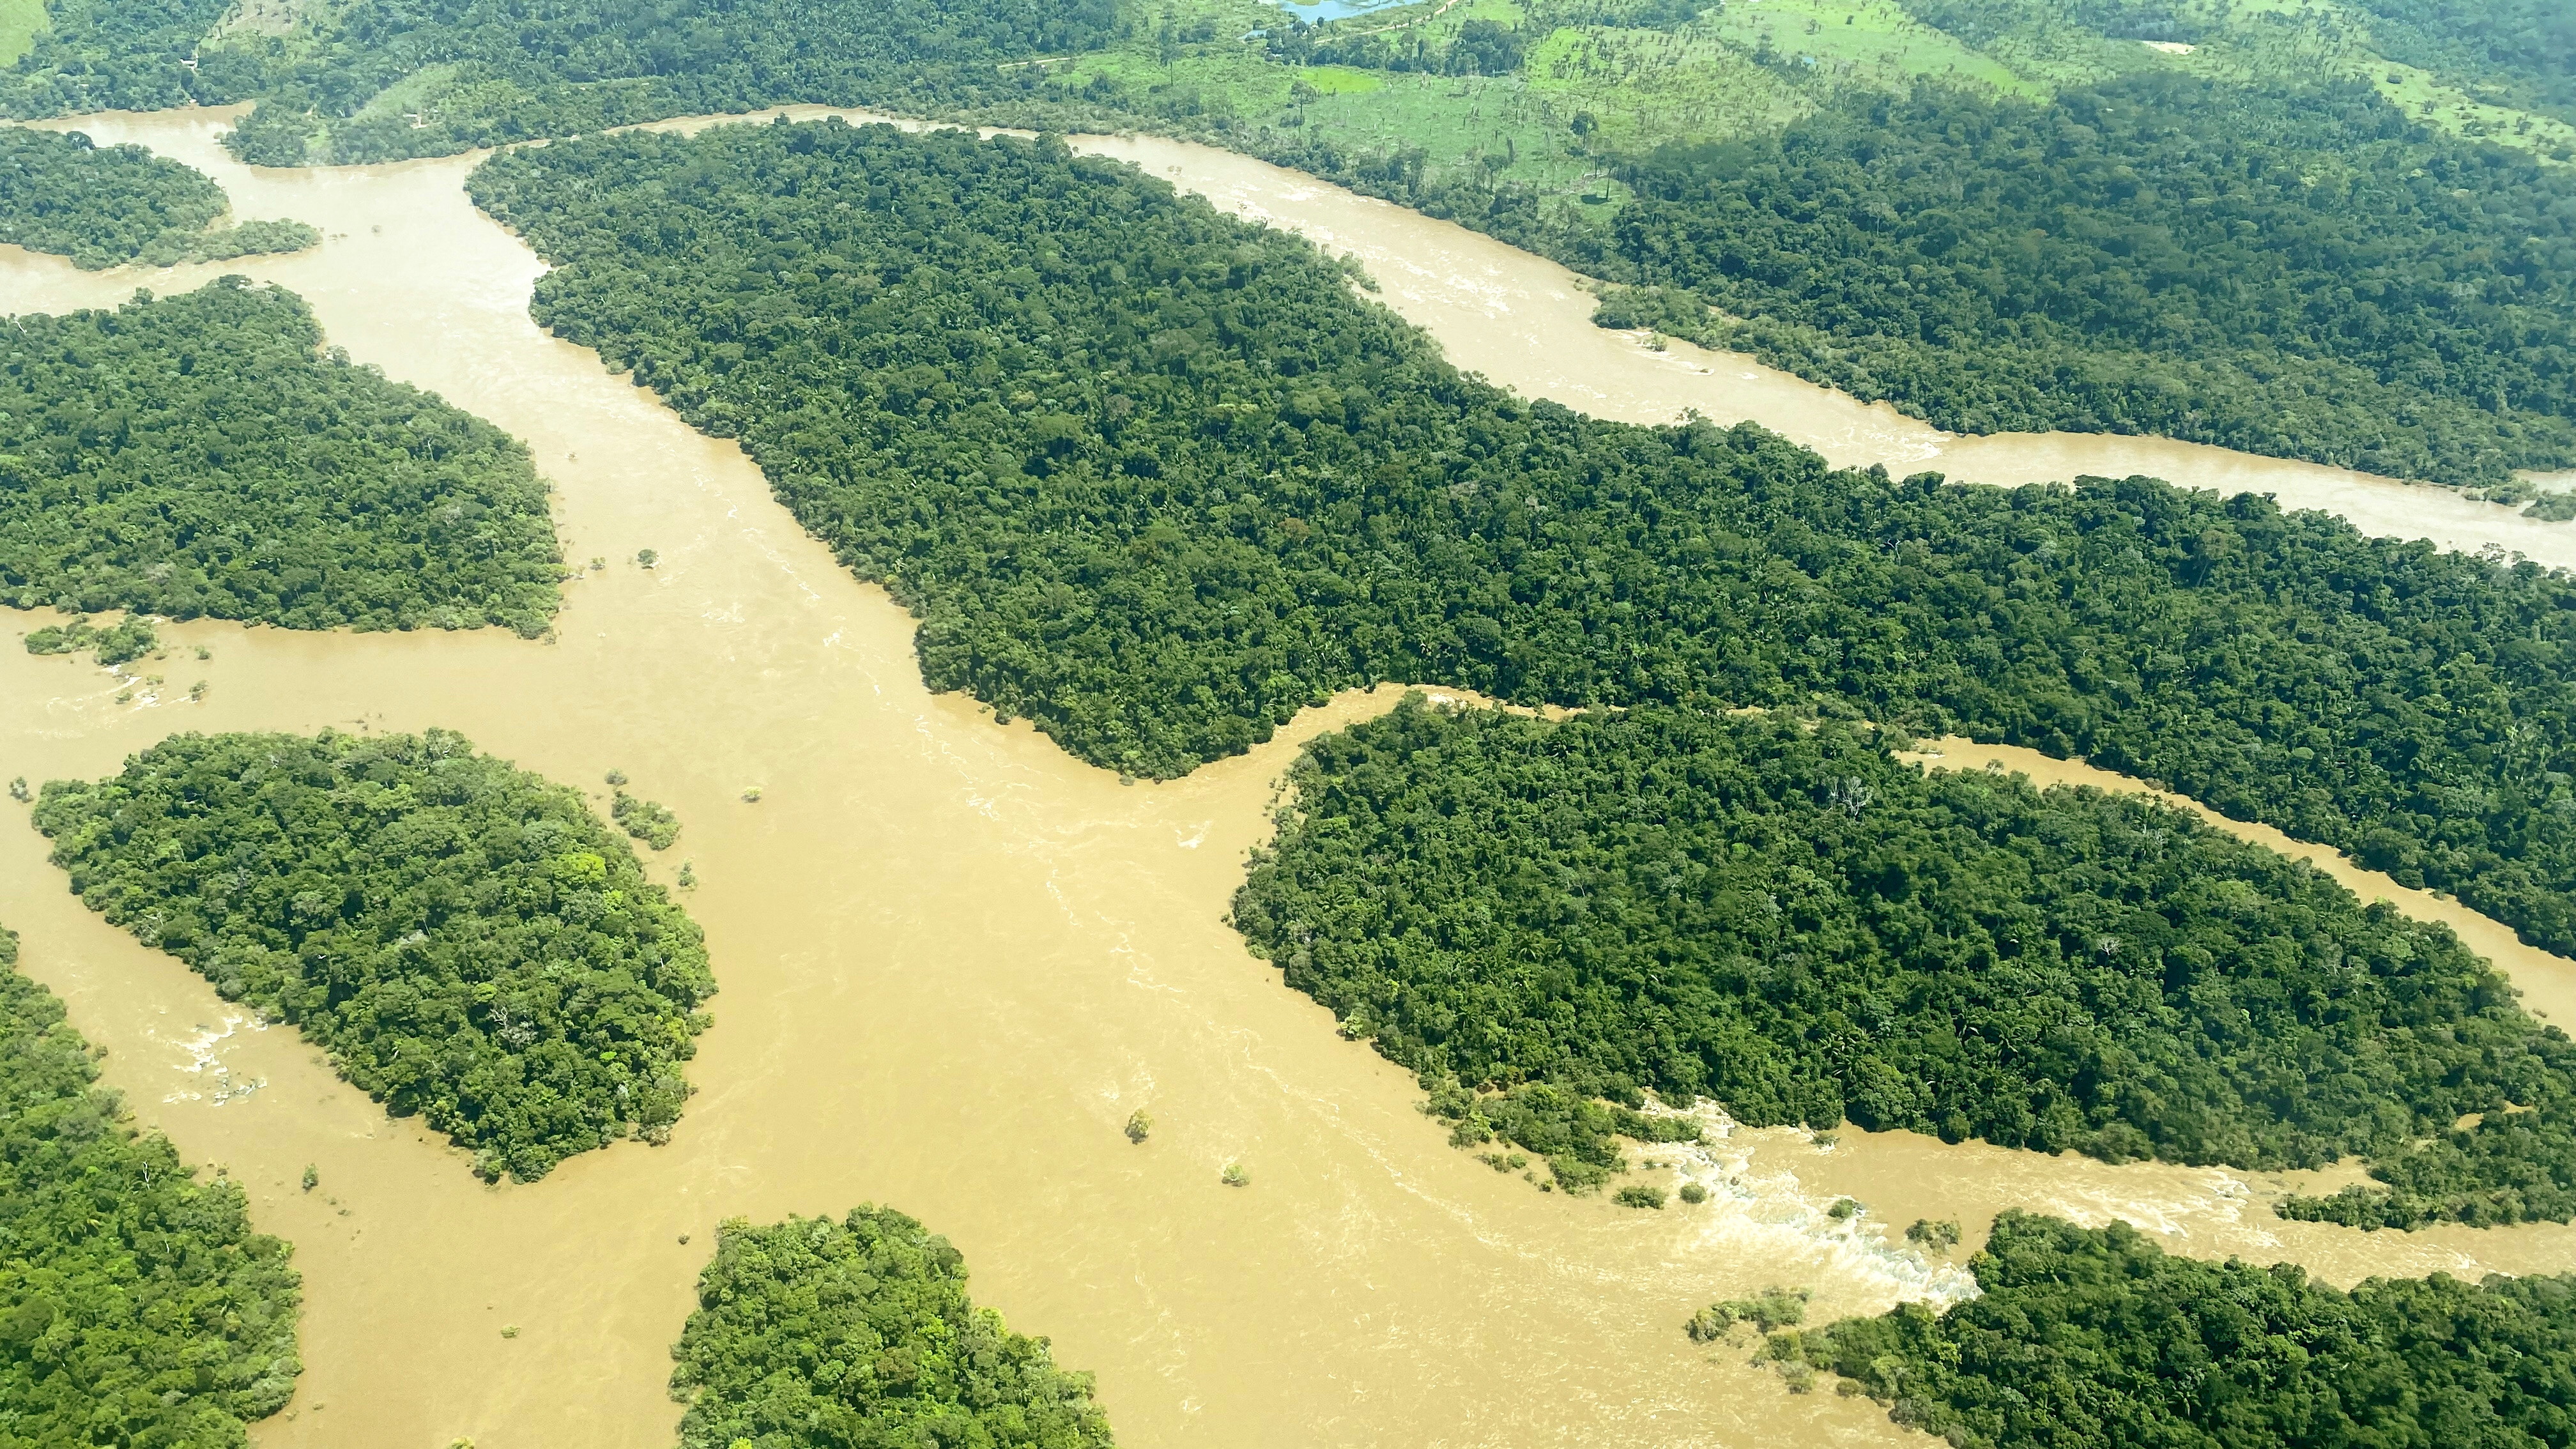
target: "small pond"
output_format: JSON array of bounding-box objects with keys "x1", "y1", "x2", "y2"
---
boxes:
[{"x1": 1271, "y1": 0, "x2": 1414, "y2": 24}]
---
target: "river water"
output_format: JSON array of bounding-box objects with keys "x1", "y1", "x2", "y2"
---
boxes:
[{"x1": 5, "y1": 105, "x2": 2576, "y2": 1449}]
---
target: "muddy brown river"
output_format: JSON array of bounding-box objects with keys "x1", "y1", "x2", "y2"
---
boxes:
[{"x1": 7, "y1": 105, "x2": 2576, "y2": 1449}]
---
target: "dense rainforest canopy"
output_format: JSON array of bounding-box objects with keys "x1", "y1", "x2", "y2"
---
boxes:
[
  {"x1": 0, "y1": 279, "x2": 560, "y2": 635},
  {"x1": 0, "y1": 126, "x2": 315, "y2": 270},
  {"x1": 2279, "y1": 1094, "x2": 2576, "y2": 1230},
  {"x1": 0, "y1": 0, "x2": 230, "y2": 117},
  {"x1": 32, "y1": 729, "x2": 716, "y2": 1183},
  {"x1": 1612, "y1": 73, "x2": 2576, "y2": 487},
  {"x1": 1807, "y1": 1211, "x2": 2576, "y2": 1449},
  {"x1": 470, "y1": 120, "x2": 2576, "y2": 960},
  {"x1": 1232, "y1": 700, "x2": 2576, "y2": 1218},
  {"x1": 669, "y1": 1206, "x2": 1115, "y2": 1449},
  {"x1": 0, "y1": 923, "x2": 302, "y2": 1448}
]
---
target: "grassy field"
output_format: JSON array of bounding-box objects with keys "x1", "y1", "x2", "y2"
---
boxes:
[
  {"x1": 0, "y1": 0, "x2": 44, "y2": 67},
  {"x1": 1055, "y1": 0, "x2": 2157, "y2": 204},
  {"x1": 351, "y1": 62, "x2": 465, "y2": 121},
  {"x1": 1701, "y1": 0, "x2": 2044, "y2": 96},
  {"x1": 1055, "y1": 43, "x2": 1315, "y2": 118},
  {"x1": 1299, "y1": 68, "x2": 1614, "y2": 197},
  {"x1": 1522, "y1": 24, "x2": 1813, "y2": 153}
]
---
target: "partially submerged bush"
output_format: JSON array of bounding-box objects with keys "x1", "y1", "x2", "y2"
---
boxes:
[
  {"x1": 612, "y1": 789, "x2": 682, "y2": 850},
  {"x1": 1687, "y1": 1285, "x2": 1811, "y2": 1342}
]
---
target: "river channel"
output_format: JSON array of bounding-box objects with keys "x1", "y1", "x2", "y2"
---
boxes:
[{"x1": 6, "y1": 105, "x2": 2576, "y2": 1449}]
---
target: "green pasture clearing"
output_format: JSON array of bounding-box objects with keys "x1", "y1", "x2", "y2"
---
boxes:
[
  {"x1": 1056, "y1": 43, "x2": 1309, "y2": 116},
  {"x1": 1522, "y1": 24, "x2": 1812, "y2": 151},
  {"x1": 2369, "y1": 57, "x2": 2576, "y2": 163},
  {"x1": 0, "y1": 0, "x2": 43, "y2": 66},
  {"x1": 1300, "y1": 63, "x2": 1388, "y2": 93},
  {"x1": 1031, "y1": 0, "x2": 2570, "y2": 241},
  {"x1": 1900, "y1": 0, "x2": 2172, "y2": 86},
  {"x1": 1300, "y1": 69, "x2": 1599, "y2": 187},
  {"x1": 1701, "y1": 0, "x2": 2044, "y2": 96}
]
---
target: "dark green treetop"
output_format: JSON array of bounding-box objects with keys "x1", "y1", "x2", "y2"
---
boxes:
[
  {"x1": 670, "y1": 1206, "x2": 1116, "y2": 1449},
  {"x1": 1, "y1": 279, "x2": 559, "y2": 635}
]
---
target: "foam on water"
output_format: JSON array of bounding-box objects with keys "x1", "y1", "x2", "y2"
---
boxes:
[
  {"x1": 1639, "y1": 1100, "x2": 1982, "y2": 1311},
  {"x1": 160, "y1": 1012, "x2": 270, "y2": 1105}
]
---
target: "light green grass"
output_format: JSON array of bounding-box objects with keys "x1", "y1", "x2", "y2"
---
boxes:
[
  {"x1": 1894, "y1": 0, "x2": 2171, "y2": 87},
  {"x1": 1300, "y1": 64, "x2": 1387, "y2": 95},
  {"x1": 1301, "y1": 70, "x2": 1565, "y2": 166},
  {"x1": 1059, "y1": 44, "x2": 1312, "y2": 115},
  {"x1": 1703, "y1": 0, "x2": 2046, "y2": 96},
  {"x1": 0, "y1": 0, "x2": 45, "y2": 66},
  {"x1": 1296, "y1": 68, "x2": 1626, "y2": 203},
  {"x1": 1522, "y1": 25, "x2": 1812, "y2": 152},
  {"x1": 1072, "y1": 0, "x2": 1805, "y2": 208}
]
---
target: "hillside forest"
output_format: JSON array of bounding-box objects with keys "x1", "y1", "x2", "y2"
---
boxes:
[{"x1": 31, "y1": 730, "x2": 717, "y2": 1183}]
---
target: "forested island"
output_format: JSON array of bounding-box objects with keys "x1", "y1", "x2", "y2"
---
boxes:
[
  {"x1": 1232, "y1": 699, "x2": 2576, "y2": 1222},
  {"x1": 0, "y1": 924, "x2": 303, "y2": 1445},
  {"x1": 1802, "y1": 1211, "x2": 2576, "y2": 1449},
  {"x1": 32, "y1": 729, "x2": 716, "y2": 1182},
  {"x1": 470, "y1": 120, "x2": 2576, "y2": 967},
  {"x1": 24, "y1": 612, "x2": 157, "y2": 667},
  {"x1": 1, "y1": 280, "x2": 560, "y2": 635},
  {"x1": 669, "y1": 1206, "x2": 1115, "y2": 1449},
  {"x1": 0, "y1": 126, "x2": 317, "y2": 270}
]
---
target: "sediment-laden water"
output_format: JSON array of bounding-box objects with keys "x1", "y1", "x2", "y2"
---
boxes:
[{"x1": 5, "y1": 105, "x2": 2575, "y2": 1449}]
